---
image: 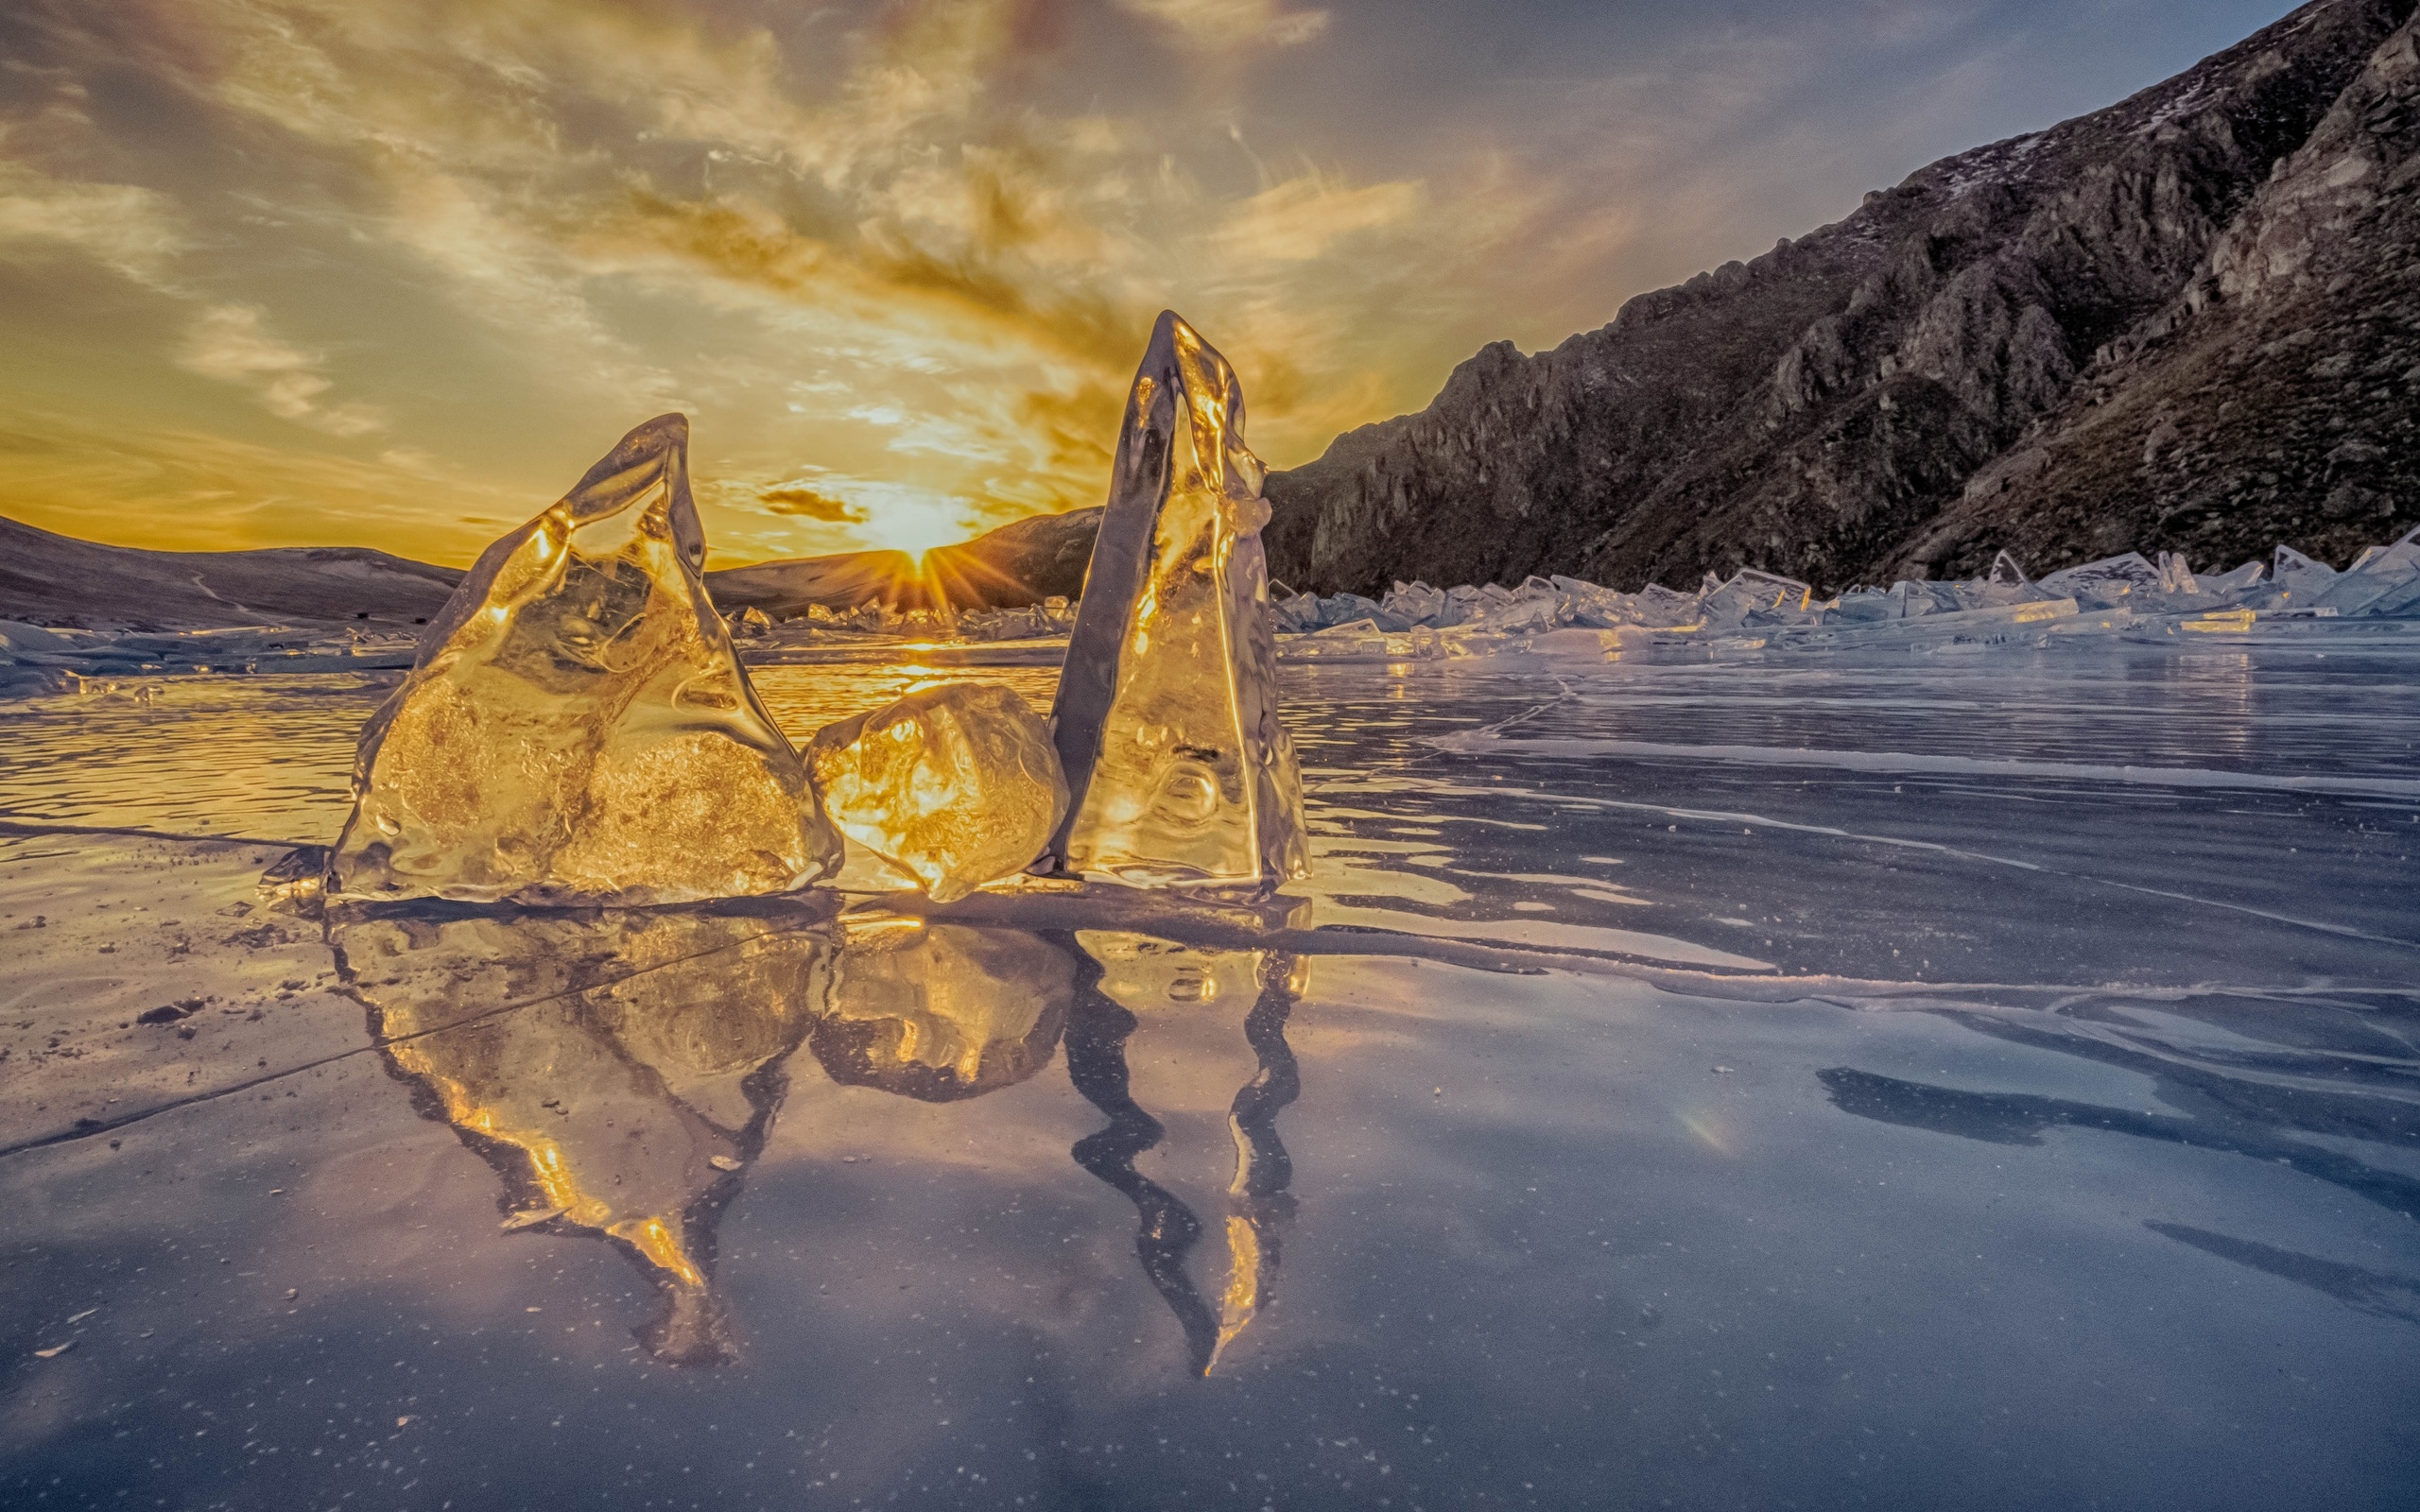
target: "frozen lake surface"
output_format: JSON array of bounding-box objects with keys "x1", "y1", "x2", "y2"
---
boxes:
[{"x1": 4, "y1": 633, "x2": 2417, "y2": 1510}]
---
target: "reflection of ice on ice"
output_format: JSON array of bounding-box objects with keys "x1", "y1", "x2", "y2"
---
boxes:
[
  {"x1": 811, "y1": 919, "x2": 1076, "y2": 1098},
  {"x1": 330, "y1": 903, "x2": 832, "y2": 1365},
  {"x1": 1044, "y1": 311, "x2": 1309, "y2": 890},
  {"x1": 330, "y1": 414, "x2": 840, "y2": 905},
  {"x1": 327, "y1": 893, "x2": 1304, "y2": 1375},
  {"x1": 1075, "y1": 934, "x2": 1305, "y2": 1371}
]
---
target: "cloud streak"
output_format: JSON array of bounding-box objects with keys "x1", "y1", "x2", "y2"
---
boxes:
[
  {"x1": 0, "y1": 152, "x2": 189, "y2": 293},
  {"x1": 178, "y1": 305, "x2": 383, "y2": 437}
]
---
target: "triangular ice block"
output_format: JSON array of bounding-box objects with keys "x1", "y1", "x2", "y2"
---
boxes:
[
  {"x1": 1041, "y1": 312, "x2": 1308, "y2": 889},
  {"x1": 331, "y1": 414, "x2": 842, "y2": 904}
]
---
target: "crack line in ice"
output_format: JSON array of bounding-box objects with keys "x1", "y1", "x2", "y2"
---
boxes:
[
  {"x1": 6, "y1": 915, "x2": 2410, "y2": 1163},
  {"x1": 1314, "y1": 777, "x2": 2420, "y2": 951},
  {"x1": 0, "y1": 923, "x2": 821, "y2": 1161},
  {"x1": 1424, "y1": 733, "x2": 2420, "y2": 800},
  {"x1": 0, "y1": 817, "x2": 310, "y2": 850}
]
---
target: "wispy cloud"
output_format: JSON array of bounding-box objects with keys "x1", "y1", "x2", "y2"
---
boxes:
[
  {"x1": 0, "y1": 153, "x2": 189, "y2": 294},
  {"x1": 1115, "y1": 0, "x2": 1331, "y2": 49},
  {"x1": 178, "y1": 304, "x2": 384, "y2": 437},
  {"x1": 1215, "y1": 170, "x2": 1425, "y2": 264},
  {"x1": 0, "y1": 401, "x2": 527, "y2": 555}
]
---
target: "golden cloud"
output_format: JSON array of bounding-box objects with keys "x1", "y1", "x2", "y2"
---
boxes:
[
  {"x1": 758, "y1": 483, "x2": 864, "y2": 523},
  {"x1": 0, "y1": 403, "x2": 527, "y2": 560},
  {"x1": 0, "y1": 0, "x2": 1577, "y2": 565}
]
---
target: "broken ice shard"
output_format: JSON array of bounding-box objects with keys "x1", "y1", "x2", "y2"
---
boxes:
[
  {"x1": 1700, "y1": 569, "x2": 1816, "y2": 629},
  {"x1": 806, "y1": 682, "x2": 1067, "y2": 902},
  {"x1": 2036, "y1": 552, "x2": 2160, "y2": 606},
  {"x1": 2270, "y1": 544, "x2": 2338, "y2": 606},
  {"x1": 330, "y1": 415, "x2": 841, "y2": 905},
  {"x1": 2311, "y1": 524, "x2": 2420, "y2": 618},
  {"x1": 1042, "y1": 311, "x2": 1309, "y2": 889}
]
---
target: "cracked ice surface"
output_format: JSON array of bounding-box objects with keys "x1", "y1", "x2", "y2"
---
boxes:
[{"x1": 2, "y1": 634, "x2": 2417, "y2": 1509}]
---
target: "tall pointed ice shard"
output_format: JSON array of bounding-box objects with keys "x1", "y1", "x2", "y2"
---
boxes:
[
  {"x1": 331, "y1": 415, "x2": 841, "y2": 905},
  {"x1": 1041, "y1": 312, "x2": 1308, "y2": 889}
]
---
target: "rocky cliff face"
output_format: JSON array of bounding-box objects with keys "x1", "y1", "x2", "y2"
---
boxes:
[{"x1": 1265, "y1": 0, "x2": 2420, "y2": 595}]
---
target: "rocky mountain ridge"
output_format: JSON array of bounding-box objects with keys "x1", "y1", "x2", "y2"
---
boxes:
[{"x1": 1263, "y1": 0, "x2": 2420, "y2": 596}]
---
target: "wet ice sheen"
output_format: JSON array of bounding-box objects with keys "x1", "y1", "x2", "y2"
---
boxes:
[{"x1": 3, "y1": 636, "x2": 2417, "y2": 1511}]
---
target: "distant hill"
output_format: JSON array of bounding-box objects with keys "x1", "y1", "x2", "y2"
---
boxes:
[
  {"x1": 707, "y1": 507, "x2": 1101, "y2": 618},
  {"x1": 1264, "y1": 0, "x2": 2420, "y2": 595},
  {"x1": 0, "y1": 507, "x2": 1104, "y2": 629},
  {"x1": 0, "y1": 515, "x2": 465, "y2": 630}
]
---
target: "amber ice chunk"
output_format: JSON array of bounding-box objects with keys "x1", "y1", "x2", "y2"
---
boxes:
[
  {"x1": 330, "y1": 414, "x2": 841, "y2": 905},
  {"x1": 1042, "y1": 311, "x2": 1309, "y2": 889},
  {"x1": 806, "y1": 682, "x2": 1067, "y2": 902}
]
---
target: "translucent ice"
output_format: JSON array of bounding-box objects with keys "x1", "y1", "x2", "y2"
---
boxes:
[
  {"x1": 1632, "y1": 582, "x2": 1707, "y2": 627},
  {"x1": 1314, "y1": 592, "x2": 1384, "y2": 628},
  {"x1": 1267, "y1": 586, "x2": 1323, "y2": 635},
  {"x1": 2270, "y1": 544, "x2": 2339, "y2": 606},
  {"x1": 1701, "y1": 569, "x2": 1817, "y2": 629},
  {"x1": 2310, "y1": 525, "x2": 2420, "y2": 618},
  {"x1": 2036, "y1": 552, "x2": 2161, "y2": 606},
  {"x1": 1380, "y1": 580, "x2": 1451, "y2": 628},
  {"x1": 331, "y1": 415, "x2": 840, "y2": 905},
  {"x1": 1043, "y1": 312, "x2": 1309, "y2": 889},
  {"x1": 958, "y1": 597, "x2": 1077, "y2": 644},
  {"x1": 806, "y1": 682, "x2": 1068, "y2": 902}
]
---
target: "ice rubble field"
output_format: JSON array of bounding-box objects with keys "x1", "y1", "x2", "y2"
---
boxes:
[
  {"x1": 3, "y1": 627, "x2": 2418, "y2": 1510},
  {"x1": 8, "y1": 530, "x2": 2418, "y2": 696}
]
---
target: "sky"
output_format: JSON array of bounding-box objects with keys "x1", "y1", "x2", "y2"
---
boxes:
[{"x1": 0, "y1": 0, "x2": 2302, "y2": 568}]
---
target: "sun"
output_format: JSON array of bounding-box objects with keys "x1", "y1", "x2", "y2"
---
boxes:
[{"x1": 857, "y1": 499, "x2": 971, "y2": 560}]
